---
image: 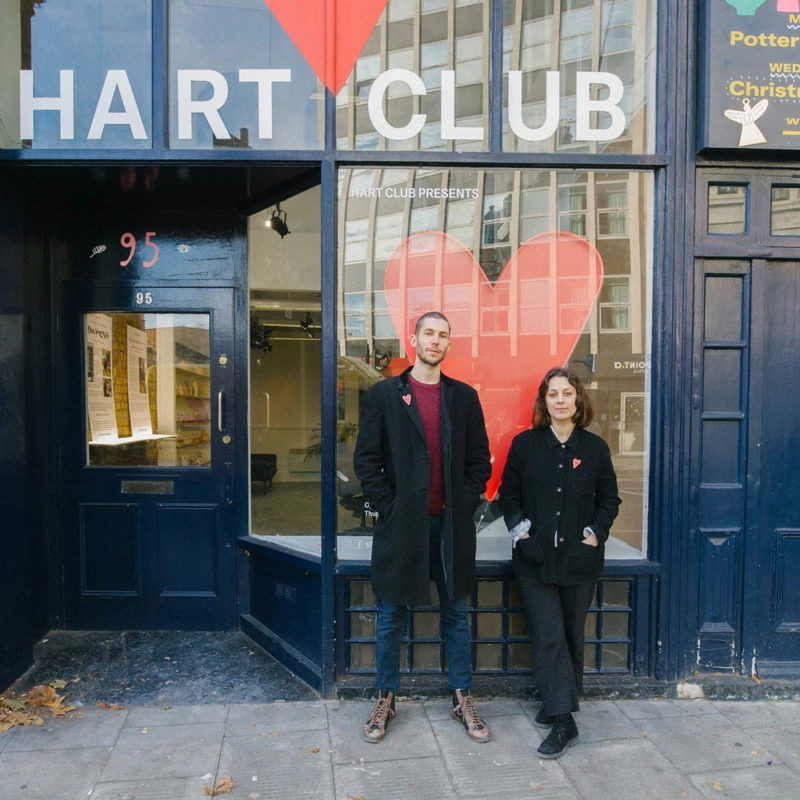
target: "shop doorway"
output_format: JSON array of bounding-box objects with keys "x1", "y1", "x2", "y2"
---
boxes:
[
  {"x1": 743, "y1": 260, "x2": 800, "y2": 676},
  {"x1": 58, "y1": 285, "x2": 238, "y2": 630}
]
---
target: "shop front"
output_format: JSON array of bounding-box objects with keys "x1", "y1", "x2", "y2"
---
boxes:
[{"x1": 2, "y1": 0, "x2": 799, "y2": 696}]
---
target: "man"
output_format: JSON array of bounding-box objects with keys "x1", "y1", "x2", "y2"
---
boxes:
[{"x1": 354, "y1": 311, "x2": 492, "y2": 744}]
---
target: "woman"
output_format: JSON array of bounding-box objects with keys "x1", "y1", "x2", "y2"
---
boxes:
[{"x1": 499, "y1": 367, "x2": 620, "y2": 758}]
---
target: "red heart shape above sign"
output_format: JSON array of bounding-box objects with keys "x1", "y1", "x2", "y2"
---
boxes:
[
  {"x1": 262, "y1": 0, "x2": 389, "y2": 94},
  {"x1": 385, "y1": 231, "x2": 604, "y2": 499}
]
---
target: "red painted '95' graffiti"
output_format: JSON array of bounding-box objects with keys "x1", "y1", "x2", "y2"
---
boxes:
[{"x1": 120, "y1": 231, "x2": 159, "y2": 268}]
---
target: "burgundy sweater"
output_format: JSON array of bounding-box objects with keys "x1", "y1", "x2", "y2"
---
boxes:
[{"x1": 409, "y1": 375, "x2": 445, "y2": 514}]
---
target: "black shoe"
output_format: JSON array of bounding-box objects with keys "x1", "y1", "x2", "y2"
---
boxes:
[
  {"x1": 533, "y1": 707, "x2": 556, "y2": 729},
  {"x1": 537, "y1": 715, "x2": 579, "y2": 758}
]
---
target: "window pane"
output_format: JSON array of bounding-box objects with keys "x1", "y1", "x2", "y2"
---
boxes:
[
  {"x1": 248, "y1": 188, "x2": 322, "y2": 538},
  {"x1": 3, "y1": 0, "x2": 152, "y2": 149},
  {"x1": 338, "y1": 167, "x2": 653, "y2": 560},
  {"x1": 708, "y1": 184, "x2": 747, "y2": 235},
  {"x1": 336, "y1": 0, "x2": 489, "y2": 151},
  {"x1": 771, "y1": 186, "x2": 800, "y2": 236},
  {"x1": 86, "y1": 314, "x2": 210, "y2": 467},
  {"x1": 168, "y1": 0, "x2": 323, "y2": 150},
  {"x1": 503, "y1": 0, "x2": 657, "y2": 154}
]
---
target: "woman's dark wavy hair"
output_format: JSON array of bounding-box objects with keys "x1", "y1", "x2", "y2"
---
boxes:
[{"x1": 532, "y1": 367, "x2": 594, "y2": 429}]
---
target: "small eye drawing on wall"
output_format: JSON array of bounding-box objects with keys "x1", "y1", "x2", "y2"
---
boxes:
[{"x1": 724, "y1": 97, "x2": 768, "y2": 146}]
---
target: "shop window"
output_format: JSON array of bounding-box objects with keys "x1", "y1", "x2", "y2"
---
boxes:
[
  {"x1": 504, "y1": 0, "x2": 656, "y2": 154},
  {"x1": 248, "y1": 188, "x2": 321, "y2": 538},
  {"x1": 4, "y1": 0, "x2": 152, "y2": 150},
  {"x1": 85, "y1": 313, "x2": 210, "y2": 467},
  {"x1": 168, "y1": 0, "x2": 323, "y2": 150},
  {"x1": 336, "y1": 0, "x2": 490, "y2": 151},
  {"x1": 770, "y1": 186, "x2": 800, "y2": 237},
  {"x1": 337, "y1": 167, "x2": 653, "y2": 562},
  {"x1": 708, "y1": 184, "x2": 748, "y2": 235}
]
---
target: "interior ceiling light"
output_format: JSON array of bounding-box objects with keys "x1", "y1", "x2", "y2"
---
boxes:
[{"x1": 266, "y1": 203, "x2": 290, "y2": 238}]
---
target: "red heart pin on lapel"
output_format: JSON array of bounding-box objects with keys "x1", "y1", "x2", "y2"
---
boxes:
[
  {"x1": 402, "y1": 394, "x2": 411, "y2": 406},
  {"x1": 385, "y1": 231, "x2": 603, "y2": 499},
  {"x1": 262, "y1": 0, "x2": 390, "y2": 94},
  {"x1": 573, "y1": 458, "x2": 582, "y2": 469}
]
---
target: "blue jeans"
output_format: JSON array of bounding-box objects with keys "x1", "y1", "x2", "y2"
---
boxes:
[{"x1": 375, "y1": 515, "x2": 472, "y2": 691}]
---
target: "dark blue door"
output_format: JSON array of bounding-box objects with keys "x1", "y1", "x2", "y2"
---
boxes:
[
  {"x1": 744, "y1": 260, "x2": 800, "y2": 676},
  {"x1": 59, "y1": 285, "x2": 238, "y2": 630}
]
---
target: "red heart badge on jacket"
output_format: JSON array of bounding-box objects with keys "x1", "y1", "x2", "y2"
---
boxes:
[{"x1": 573, "y1": 458, "x2": 582, "y2": 469}]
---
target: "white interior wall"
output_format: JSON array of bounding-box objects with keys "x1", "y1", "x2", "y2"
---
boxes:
[{"x1": 248, "y1": 185, "x2": 321, "y2": 483}]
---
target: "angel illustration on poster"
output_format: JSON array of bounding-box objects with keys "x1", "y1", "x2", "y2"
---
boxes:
[{"x1": 724, "y1": 98, "x2": 768, "y2": 146}]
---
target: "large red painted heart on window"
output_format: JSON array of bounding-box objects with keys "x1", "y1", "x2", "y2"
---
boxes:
[
  {"x1": 384, "y1": 231, "x2": 604, "y2": 500},
  {"x1": 262, "y1": 0, "x2": 389, "y2": 94}
]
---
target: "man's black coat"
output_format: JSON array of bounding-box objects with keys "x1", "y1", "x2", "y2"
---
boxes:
[{"x1": 354, "y1": 367, "x2": 491, "y2": 606}]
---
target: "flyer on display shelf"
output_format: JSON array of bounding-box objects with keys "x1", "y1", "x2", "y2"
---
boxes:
[
  {"x1": 126, "y1": 325, "x2": 153, "y2": 438},
  {"x1": 85, "y1": 312, "x2": 118, "y2": 441}
]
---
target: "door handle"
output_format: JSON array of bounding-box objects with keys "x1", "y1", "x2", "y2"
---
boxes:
[{"x1": 218, "y1": 390, "x2": 226, "y2": 432}]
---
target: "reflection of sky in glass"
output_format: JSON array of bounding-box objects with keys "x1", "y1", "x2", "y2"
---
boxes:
[
  {"x1": 29, "y1": 0, "x2": 151, "y2": 148},
  {"x1": 169, "y1": 0, "x2": 322, "y2": 150}
]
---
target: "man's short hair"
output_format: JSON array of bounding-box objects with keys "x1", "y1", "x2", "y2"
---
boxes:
[{"x1": 414, "y1": 311, "x2": 451, "y2": 337}]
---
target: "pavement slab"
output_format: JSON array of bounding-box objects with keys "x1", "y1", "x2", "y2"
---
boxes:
[
  {"x1": 225, "y1": 699, "x2": 328, "y2": 736},
  {"x1": 617, "y1": 698, "x2": 721, "y2": 720},
  {"x1": 333, "y1": 755, "x2": 458, "y2": 800},
  {"x1": 326, "y1": 699, "x2": 440, "y2": 764},
  {"x1": 216, "y1": 727, "x2": 334, "y2": 799},
  {"x1": 89, "y1": 776, "x2": 212, "y2": 800},
  {"x1": 3, "y1": 706, "x2": 127, "y2": 752},
  {"x1": 101, "y1": 720, "x2": 225, "y2": 782},
  {"x1": 0, "y1": 744, "x2": 110, "y2": 800},
  {"x1": 631, "y1": 710, "x2": 780, "y2": 774},
  {"x1": 123, "y1": 703, "x2": 228, "y2": 728},
  {"x1": 430, "y1": 708, "x2": 574, "y2": 798},
  {"x1": 561, "y1": 737, "x2": 706, "y2": 800},
  {"x1": 688, "y1": 764, "x2": 800, "y2": 799}
]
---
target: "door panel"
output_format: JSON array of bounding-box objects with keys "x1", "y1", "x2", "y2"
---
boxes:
[
  {"x1": 61, "y1": 287, "x2": 237, "y2": 630},
  {"x1": 745, "y1": 260, "x2": 800, "y2": 676}
]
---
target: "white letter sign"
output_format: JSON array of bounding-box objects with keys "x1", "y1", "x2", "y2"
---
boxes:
[
  {"x1": 177, "y1": 69, "x2": 230, "y2": 140},
  {"x1": 19, "y1": 69, "x2": 74, "y2": 140},
  {"x1": 88, "y1": 70, "x2": 147, "y2": 140},
  {"x1": 575, "y1": 72, "x2": 626, "y2": 141}
]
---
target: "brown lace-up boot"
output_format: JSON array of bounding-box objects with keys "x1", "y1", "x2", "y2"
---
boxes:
[{"x1": 363, "y1": 690, "x2": 396, "y2": 743}]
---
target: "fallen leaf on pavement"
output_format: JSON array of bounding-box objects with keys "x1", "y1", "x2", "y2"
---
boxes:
[
  {"x1": 205, "y1": 776, "x2": 236, "y2": 796},
  {"x1": 96, "y1": 701, "x2": 124, "y2": 710},
  {"x1": 712, "y1": 780, "x2": 723, "y2": 791},
  {"x1": 0, "y1": 682, "x2": 77, "y2": 733}
]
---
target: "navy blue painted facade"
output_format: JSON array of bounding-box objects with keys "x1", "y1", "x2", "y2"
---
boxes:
[
  {"x1": 1, "y1": 0, "x2": 799, "y2": 696},
  {"x1": 0, "y1": 172, "x2": 44, "y2": 689}
]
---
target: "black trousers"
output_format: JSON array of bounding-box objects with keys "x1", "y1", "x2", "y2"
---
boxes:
[{"x1": 513, "y1": 551, "x2": 595, "y2": 717}]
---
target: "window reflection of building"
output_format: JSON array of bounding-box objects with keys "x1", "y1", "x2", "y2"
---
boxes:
[
  {"x1": 707, "y1": 184, "x2": 747, "y2": 235},
  {"x1": 504, "y1": 0, "x2": 655, "y2": 154},
  {"x1": 771, "y1": 186, "x2": 800, "y2": 237},
  {"x1": 337, "y1": 167, "x2": 652, "y2": 555},
  {"x1": 336, "y1": 0, "x2": 490, "y2": 151}
]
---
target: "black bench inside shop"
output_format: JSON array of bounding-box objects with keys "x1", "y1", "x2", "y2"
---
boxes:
[{"x1": 251, "y1": 453, "x2": 277, "y2": 492}]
